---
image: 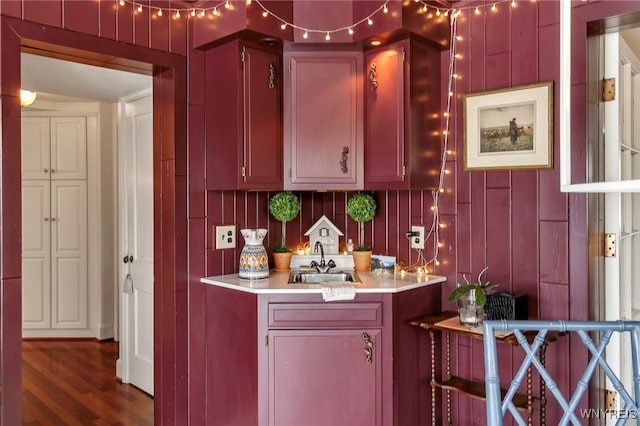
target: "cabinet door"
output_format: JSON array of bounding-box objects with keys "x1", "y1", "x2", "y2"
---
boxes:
[
  {"x1": 51, "y1": 180, "x2": 88, "y2": 329},
  {"x1": 268, "y1": 329, "x2": 381, "y2": 426},
  {"x1": 22, "y1": 181, "x2": 52, "y2": 329},
  {"x1": 242, "y1": 46, "x2": 283, "y2": 189},
  {"x1": 284, "y1": 51, "x2": 363, "y2": 190},
  {"x1": 365, "y1": 41, "x2": 407, "y2": 188},
  {"x1": 50, "y1": 117, "x2": 87, "y2": 180},
  {"x1": 22, "y1": 117, "x2": 51, "y2": 180}
]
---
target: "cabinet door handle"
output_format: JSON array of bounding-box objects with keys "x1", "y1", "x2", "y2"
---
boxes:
[
  {"x1": 268, "y1": 63, "x2": 276, "y2": 89},
  {"x1": 50, "y1": 169, "x2": 55, "y2": 173},
  {"x1": 50, "y1": 217, "x2": 56, "y2": 222},
  {"x1": 44, "y1": 168, "x2": 49, "y2": 173},
  {"x1": 361, "y1": 332, "x2": 373, "y2": 364},
  {"x1": 340, "y1": 146, "x2": 349, "y2": 174},
  {"x1": 44, "y1": 217, "x2": 49, "y2": 222},
  {"x1": 369, "y1": 62, "x2": 378, "y2": 89}
]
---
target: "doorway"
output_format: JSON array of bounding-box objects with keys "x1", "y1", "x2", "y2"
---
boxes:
[{"x1": 0, "y1": 15, "x2": 187, "y2": 424}]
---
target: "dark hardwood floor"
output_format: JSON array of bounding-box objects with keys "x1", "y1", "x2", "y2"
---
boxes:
[{"x1": 22, "y1": 340, "x2": 154, "y2": 425}]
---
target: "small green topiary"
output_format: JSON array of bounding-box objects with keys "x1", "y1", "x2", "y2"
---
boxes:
[
  {"x1": 269, "y1": 192, "x2": 300, "y2": 251},
  {"x1": 347, "y1": 192, "x2": 377, "y2": 250}
]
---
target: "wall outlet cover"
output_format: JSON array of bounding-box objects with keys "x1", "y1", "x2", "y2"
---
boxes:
[
  {"x1": 411, "y1": 225, "x2": 425, "y2": 249},
  {"x1": 215, "y1": 225, "x2": 236, "y2": 250}
]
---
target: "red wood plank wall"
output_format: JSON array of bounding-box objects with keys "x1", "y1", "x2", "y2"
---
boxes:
[
  {"x1": 193, "y1": 1, "x2": 639, "y2": 424},
  {"x1": 0, "y1": 1, "x2": 189, "y2": 425}
]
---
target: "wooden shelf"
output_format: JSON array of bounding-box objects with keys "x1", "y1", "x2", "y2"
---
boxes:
[{"x1": 434, "y1": 376, "x2": 530, "y2": 410}]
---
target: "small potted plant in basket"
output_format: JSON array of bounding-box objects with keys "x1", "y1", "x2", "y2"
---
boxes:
[
  {"x1": 269, "y1": 191, "x2": 300, "y2": 272},
  {"x1": 346, "y1": 192, "x2": 377, "y2": 272},
  {"x1": 447, "y1": 267, "x2": 500, "y2": 327}
]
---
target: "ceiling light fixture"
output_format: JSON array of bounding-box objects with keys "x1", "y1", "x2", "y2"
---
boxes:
[{"x1": 20, "y1": 90, "x2": 37, "y2": 107}]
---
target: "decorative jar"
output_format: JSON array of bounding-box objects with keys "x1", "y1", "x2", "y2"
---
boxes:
[{"x1": 239, "y1": 229, "x2": 269, "y2": 279}]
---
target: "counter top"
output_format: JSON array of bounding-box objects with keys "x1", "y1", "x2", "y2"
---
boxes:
[{"x1": 200, "y1": 270, "x2": 446, "y2": 294}]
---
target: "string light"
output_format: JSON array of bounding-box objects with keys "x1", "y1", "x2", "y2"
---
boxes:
[{"x1": 116, "y1": 0, "x2": 517, "y2": 41}]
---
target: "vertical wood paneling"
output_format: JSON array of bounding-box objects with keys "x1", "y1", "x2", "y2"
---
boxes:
[
  {"x1": 511, "y1": 171, "x2": 539, "y2": 315},
  {"x1": 539, "y1": 221, "x2": 569, "y2": 284},
  {"x1": 133, "y1": 1, "x2": 151, "y2": 48},
  {"x1": 170, "y1": 13, "x2": 187, "y2": 56},
  {"x1": 485, "y1": 51, "x2": 510, "y2": 90},
  {"x1": 189, "y1": 280, "x2": 207, "y2": 426},
  {"x1": 0, "y1": 1, "x2": 21, "y2": 18},
  {"x1": 99, "y1": 0, "x2": 118, "y2": 40},
  {"x1": 150, "y1": 11, "x2": 170, "y2": 53},
  {"x1": 1, "y1": 278, "x2": 21, "y2": 425},
  {"x1": 0, "y1": 95, "x2": 22, "y2": 279},
  {"x1": 176, "y1": 175, "x2": 188, "y2": 293},
  {"x1": 396, "y1": 191, "x2": 415, "y2": 264},
  {"x1": 486, "y1": 188, "x2": 511, "y2": 287},
  {"x1": 485, "y1": 3, "x2": 509, "y2": 56},
  {"x1": 188, "y1": 33, "x2": 205, "y2": 108},
  {"x1": 63, "y1": 0, "x2": 99, "y2": 36},
  {"x1": 161, "y1": 161, "x2": 176, "y2": 305},
  {"x1": 188, "y1": 105, "x2": 206, "y2": 218},
  {"x1": 511, "y1": 0, "x2": 538, "y2": 85},
  {"x1": 23, "y1": 1, "x2": 62, "y2": 27},
  {"x1": 116, "y1": 2, "x2": 134, "y2": 43},
  {"x1": 469, "y1": 9, "x2": 485, "y2": 92}
]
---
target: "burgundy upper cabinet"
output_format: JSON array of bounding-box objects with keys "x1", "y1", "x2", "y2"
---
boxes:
[
  {"x1": 364, "y1": 38, "x2": 442, "y2": 190},
  {"x1": 284, "y1": 49, "x2": 363, "y2": 190},
  {"x1": 205, "y1": 39, "x2": 283, "y2": 190}
]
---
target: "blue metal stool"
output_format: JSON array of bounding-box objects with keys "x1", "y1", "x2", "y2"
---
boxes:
[{"x1": 483, "y1": 320, "x2": 640, "y2": 426}]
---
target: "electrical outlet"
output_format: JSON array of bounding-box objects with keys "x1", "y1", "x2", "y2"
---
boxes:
[
  {"x1": 411, "y1": 225, "x2": 425, "y2": 249},
  {"x1": 215, "y1": 225, "x2": 236, "y2": 250}
]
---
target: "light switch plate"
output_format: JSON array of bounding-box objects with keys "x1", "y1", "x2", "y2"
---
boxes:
[
  {"x1": 215, "y1": 225, "x2": 236, "y2": 250},
  {"x1": 411, "y1": 225, "x2": 425, "y2": 249}
]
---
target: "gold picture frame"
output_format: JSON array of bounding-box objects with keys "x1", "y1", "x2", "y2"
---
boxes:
[{"x1": 463, "y1": 82, "x2": 553, "y2": 171}]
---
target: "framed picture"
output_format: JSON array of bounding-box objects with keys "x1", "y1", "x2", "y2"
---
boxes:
[{"x1": 463, "y1": 82, "x2": 553, "y2": 171}]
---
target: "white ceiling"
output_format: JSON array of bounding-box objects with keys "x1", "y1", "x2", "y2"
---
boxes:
[{"x1": 21, "y1": 53, "x2": 152, "y2": 103}]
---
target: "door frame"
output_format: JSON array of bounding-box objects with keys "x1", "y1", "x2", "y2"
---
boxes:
[{"x1": 0, "y1": 16, "x2": 187, "y2": 424}]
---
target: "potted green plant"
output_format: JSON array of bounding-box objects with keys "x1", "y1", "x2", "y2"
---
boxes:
[
  {"x1": 447, "y1": 267, "x2": 500, "y2": 326},
  {"x1": 269, "y1": 191, "x2": 300, "y2": 271},
  {"x1": 346, "y1": 192, "x2": 377, "y2": 271}
]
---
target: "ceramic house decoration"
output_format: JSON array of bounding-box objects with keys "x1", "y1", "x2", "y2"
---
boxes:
[{"x1": 304, "y1": 215, "x2": 344, "y2": 255}]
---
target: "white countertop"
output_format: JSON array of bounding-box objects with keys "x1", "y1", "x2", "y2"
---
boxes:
[{"x1": 200, "y1": 270, "x2": 446, "y2": 294}]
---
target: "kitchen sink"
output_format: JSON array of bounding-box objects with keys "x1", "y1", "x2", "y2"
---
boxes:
[{"x1": 288, "y1": 270, "x2": 360, "y2": 284}]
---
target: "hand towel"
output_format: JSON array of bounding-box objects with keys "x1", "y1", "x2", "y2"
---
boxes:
[{"x1": 321, "y1": 281, "x2": 356, "y2": 302}]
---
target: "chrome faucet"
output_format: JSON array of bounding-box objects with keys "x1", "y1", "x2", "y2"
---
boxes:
[{"x1": 310, "y1": 241, "x2": 336, "y2": 273}]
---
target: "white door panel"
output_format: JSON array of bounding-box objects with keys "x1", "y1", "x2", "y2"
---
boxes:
[
  {"x1": 51, "y1": 180, "x2": 88, "y2": 329},
  {"x1": 22, "y1": 257, "x2": 50, "y2": 329},
  {"x1": 21, "y1": 117, "x2": 50, "y2": 180},
  {"x1": 51, "y1": 117, "x2": 87, "y2": 180},
  {"x1": 22, "y1": 180, "x2": 51, "y2": 329},
  {"x1": 120, "y1": 94, "x2": 154, "y2": 395}
]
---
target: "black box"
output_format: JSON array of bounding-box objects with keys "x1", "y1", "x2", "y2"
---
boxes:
[{"x1": 485, "y1": 293, "x2": 528, "y2": 321}]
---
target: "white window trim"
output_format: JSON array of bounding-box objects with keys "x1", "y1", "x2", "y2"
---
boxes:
[{"x1": 560, "y1": 0, "x2": 640, "y2": 193}]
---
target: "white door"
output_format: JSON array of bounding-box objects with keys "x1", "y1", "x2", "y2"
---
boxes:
[
  {"x1": 21, "y1": 117, "x2": 50, "y2": 180},
  {"x1": 51, "y1": 180, "x2": 88, "y2": 329},
  {"x1": 602, "y1": 32, "x2": 640, "y2": 416},
  {"x1": 22, "y1": 180, "x2": 51, "y2": 329},
  {"x1": 50, "y1": 117, "x2": 87, "y2": 180},
  {"x1": 119, "y1": 94, "x2": 154, "y2": 395}
]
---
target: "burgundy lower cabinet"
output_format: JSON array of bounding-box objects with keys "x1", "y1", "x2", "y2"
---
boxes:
[
  {"x1": 268, "y1": 328, "x2": 382, "y2": 426},
  {"x1": 202, "y1": 282, "x2": 442, "y2": 426}
]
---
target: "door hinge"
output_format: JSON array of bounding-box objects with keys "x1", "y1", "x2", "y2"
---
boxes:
[
  {"x1": 288, "y1": 168, "x2": 292, "y2": 178},
  {"x1": 402, "y1": 165, "x2": 406, "y2": 177},
  {"x1": 288, "y1": 61, "x2": 291, "y2": 72},
  {"x1": 241, "y1": 166, "x2": 246, "y2": 178},
  {"x1": 241, "y1": 48, "x2": 245, "y2": 63},
  {"x1": 265, "y1": 335, "x2": 269, "y2": 346},
  {"x1": 604, "y1": 233, "x2": 617, "y2": 257},
  {"x1": 602, "y1": 78, "x2": 615, "y2": 101},
  {"x1": 402, "y1": 48, "x2": 406, "y2": 62}
]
